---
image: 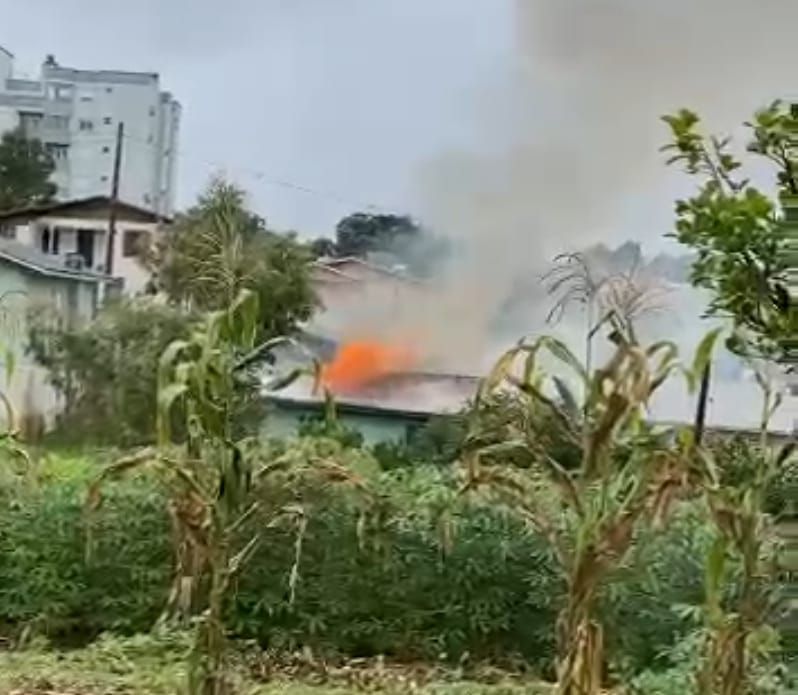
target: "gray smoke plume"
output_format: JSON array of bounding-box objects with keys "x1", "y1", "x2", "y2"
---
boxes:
[
  {"x1": 310, "y1": 0, "x2": 798, "y2": 428},
  {"x1": 409, "y1": 0, "x2": 798, "y2": 368}
]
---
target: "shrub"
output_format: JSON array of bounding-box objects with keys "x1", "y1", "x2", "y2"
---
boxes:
[
  {"x1": 27, "y1": 299, "x2": 193, "y2": 446},
  {"x1": 0, "y1": 455, "x2": 171, "y2": 642},
  {"x1": 0, "y1": 450, "x2": 716, "y2": 674}
]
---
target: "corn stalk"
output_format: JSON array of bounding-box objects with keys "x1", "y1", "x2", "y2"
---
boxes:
[
  {"x1": 695, "y1": 361, "x2": 795, "y2": 695},
  {"x1": 464, "y1": 331, "x2": 698, "y2": 695},
  {"x1": 86, "y1": 289, "x2": 373, "y2": 695}
]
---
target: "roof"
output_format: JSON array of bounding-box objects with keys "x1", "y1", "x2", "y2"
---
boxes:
[
  {"x1": 0, "y1": 196, "x2": 167, "y2": 224},
  {"x1": 0, "y1": 239, "x2": 108, "y2": 282},
  {"x1": 312, "y1": 257, "x2": 423, "y2": 284},
  {"x1": 265, "y1": 394, "x2": 436, "y2": 422}
]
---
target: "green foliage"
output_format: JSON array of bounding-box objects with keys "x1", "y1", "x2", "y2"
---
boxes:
[
  {"x1": 311, "y1": 211, "x2": 450, "y2": 277},
  {"x1": 0, "y1": 451, "x2": 713, "y2": 676},
  {"x1": 27, "y1": 298, "x2": 193, "y2": 445},
  {"x1": 467, "y1": 332, "x2": 695, "y2": 694},
  {"x1": 0, "y1": 455, "x2": 171, "y2": 641},
  {"x1": 662, "y1": 105, "x2": 798, "y2": 360},
  {"x1": 328, "y1": 213, "x2": 422, "y2": 259},
  {"x1": 0, "y1": 128, "x2": 56, "y2": 212},
  {"x1": 148, "y1": 178, "x2": 317, "y2": 337}
]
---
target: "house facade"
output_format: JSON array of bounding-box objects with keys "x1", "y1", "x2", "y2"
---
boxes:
[
  {"x1": 0, "y1": 196, "x2": 163, "y2": 295},
  {"x1": 0, "y1": 238, "x2": 107, "y2": 428}
]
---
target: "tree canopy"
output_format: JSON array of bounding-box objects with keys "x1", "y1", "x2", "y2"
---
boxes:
[
  {"x1": 311, "y1": 211, "x2": 450, "y2": 278},
  {"x1": 147, "y1": 178, "x2": 318, "y2": 337},
  {"x1": 662, "y1": 103, "x2": 798, "y2": 361},
  {"x1": 0, "y1": 128, "x2": 57, "y2": 212}
]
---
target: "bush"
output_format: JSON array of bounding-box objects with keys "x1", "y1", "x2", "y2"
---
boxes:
[
  {"x1": 0, "y1": 455, "x2": 171, "y2": 641},
  {"x1": 0, "y1": 449, "x2": 715, "y2": 674},
  {"x1": 27, "y1": 299, "x2": 193, "y2": 446}
]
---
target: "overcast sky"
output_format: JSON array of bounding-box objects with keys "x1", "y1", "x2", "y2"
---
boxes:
[{"x1": 0, "y1": 0, "x2": 512, "y2": 237}]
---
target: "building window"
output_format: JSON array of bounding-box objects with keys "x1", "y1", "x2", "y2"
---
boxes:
[
  {"x1": 52, "y1": 227, "x2": 60, "y2": 255},
  {"x1": 149, "y1": 106, "x2": 156, "y2": 117},
  {"x1": 123, "y1": 230, "x2": 149, "y2": 258},
  {"x1": 102, "y1": 145, "x2": 110, "y2": 154},
  {"x1": 45, "y1": 143, "x2": 69, "y2": 161},
  {"x1": 105, "y1": 86, "x2": 113, "y2": 93},
  {"x1": 78, "y1": 119, "x2": 93, "y2": 131},
  {"x1": 100, "y1": 175, "x2": 109, "y2": 183},
  {"x1": 103, "y1": 116, "x2": 112, "y2": 125},
  {"x1": 18, "y1": 111, "x2": 43, "y2": 135},
  {"x1": 79, "y1": 92, "x2": 94, "y2": 102},
  {"x1": 49, "y1": 84, "x2": 73, "y2": 101},
  {"x1": 45, "y1": 114, "x2": 69, "y2": 129}
]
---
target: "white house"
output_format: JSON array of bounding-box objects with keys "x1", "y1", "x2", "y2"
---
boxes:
[
  {"x1": 0, "y1": 196, "x2": 164, "y2": 295},
  {"x1": 0, "y1": 237, "x2": 108, "y2": 429}
]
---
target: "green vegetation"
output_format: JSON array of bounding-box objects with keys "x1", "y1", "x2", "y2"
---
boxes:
[
  {"x1": 662, "y1": 103, "x2": 798, "y2": 361},
  {"x1": 2, "y1": 106, "x2": 796, "y2": 694},
  {"x1": 0, "y1": 127, "x2": 56, "y2": 212}
]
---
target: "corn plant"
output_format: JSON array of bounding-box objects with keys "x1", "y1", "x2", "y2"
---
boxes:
[
  {"x1": 693, "y1": 359, "x2": 796, "y2": 695},
  {"x1": 87, "y1": 289, "x2": 373, "y2": 695},
  {"x1": 462, "y1": 330, "x2": 698, "y2": 695}
]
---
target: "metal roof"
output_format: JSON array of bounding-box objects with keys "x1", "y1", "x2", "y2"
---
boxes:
[{"x1": 0, "y1": 239, "x2": 108, "y2": 282}]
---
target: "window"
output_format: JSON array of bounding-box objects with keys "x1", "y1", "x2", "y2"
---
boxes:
[
  {"x1": 49, "y1": 84, "x2": 73, "y2": 101},
  {"x1": 100, "y1": 175, "x2": 109, "y2": 183},
  {"x1": 78, "y1": 119, "x2": 93, "y2": 131},
  {"x1": 122, "y1": 230, "x2": 149, "y2": 258},
  {"x1": 105, "y1": 86, "x2": 113, "y2": 94},
  {"x1": 102, "y1": 145, "x2": 110, "y2": 154},
  {"x1": 51, "y1": 227, "x2": 60, "y2": 255},
  {"x1": 45, "y1": 143, "x2": 69, "y2": 161},
  {"x1": 149, "y1": 106, "x2": 156, "y2": 117},
  {"x1": 45, "y1": 114, "x2": 69, "y2": 129},
  {"x1": 79, "y1": 92, "x2": 94, "y2": 102},
  {"x1": 18, "y1": 111, "x2": 43, "y2": 134},
  {"x1": 103, "y1": 116, "x2": 112, "y2": 125}
]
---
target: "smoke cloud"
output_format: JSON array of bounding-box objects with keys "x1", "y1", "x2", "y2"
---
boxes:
[
  {"x1": 407, "y1": 0, "x2": 798, "y2": 364},
  {"x1": 308, "y1": 1, "x2": 798, "y2": 428}
]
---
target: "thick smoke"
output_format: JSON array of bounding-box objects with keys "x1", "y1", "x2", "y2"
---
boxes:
[
  {"x1": 409, "y1": 0, "x2": 798, "y2": 385},
  {"x1": 309, "y1": 1, "x2": 798, "y2": 427}
]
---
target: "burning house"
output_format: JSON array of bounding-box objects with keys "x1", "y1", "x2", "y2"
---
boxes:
[
  {"x1": 262, "y1": 256, "x2": 798, "y2": 447},
  {"x1": 261, "y1": 257, "x2": 480, "y2": 443}
]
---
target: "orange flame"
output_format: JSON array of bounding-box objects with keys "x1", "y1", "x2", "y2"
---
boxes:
[{"x1": 321, "y1": 340, "x2": 416, "y2": 394}]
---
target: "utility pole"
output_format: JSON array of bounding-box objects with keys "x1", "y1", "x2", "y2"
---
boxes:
[{"x1": 104, "y1": 121, "x2": 124, "y2": 278}]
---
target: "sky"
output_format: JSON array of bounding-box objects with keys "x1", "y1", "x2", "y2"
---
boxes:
[
  {"x1": 0, "y1": 0, "x2": 513, "y2": 237},
  {"x1": 3, "y1": 1, "x2": 798, "y2": 257}
]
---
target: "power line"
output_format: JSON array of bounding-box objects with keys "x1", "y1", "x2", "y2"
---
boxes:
[{"x1": 68, "y1": 130, "x2": 398, "y2": 215}]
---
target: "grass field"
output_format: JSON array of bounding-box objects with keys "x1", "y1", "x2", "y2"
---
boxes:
[{"x1": 0, "y1": 634, "x2": 552, "y2": 695}]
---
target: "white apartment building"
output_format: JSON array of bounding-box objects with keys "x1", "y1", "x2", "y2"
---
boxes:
[{"x1": 0, "y1": 47, "x2": 180, "y2": 216}]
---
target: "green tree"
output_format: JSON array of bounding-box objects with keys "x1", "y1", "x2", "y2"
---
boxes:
[
  {"x1": 27, "y1": 298, "x2": 192, "y2": 445},
  {"x1": 662, "y1": 104, "x2": 798, "y2": 361},
  {"x1": 0, "y1": 128, "x2": 56, "y2": 212},
  {"x1": 332, "y1": 212, "x2": 421, "y2": 258},
  {"x1": 148, "y1": 179, "x2": 318, "y2": 337}
]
